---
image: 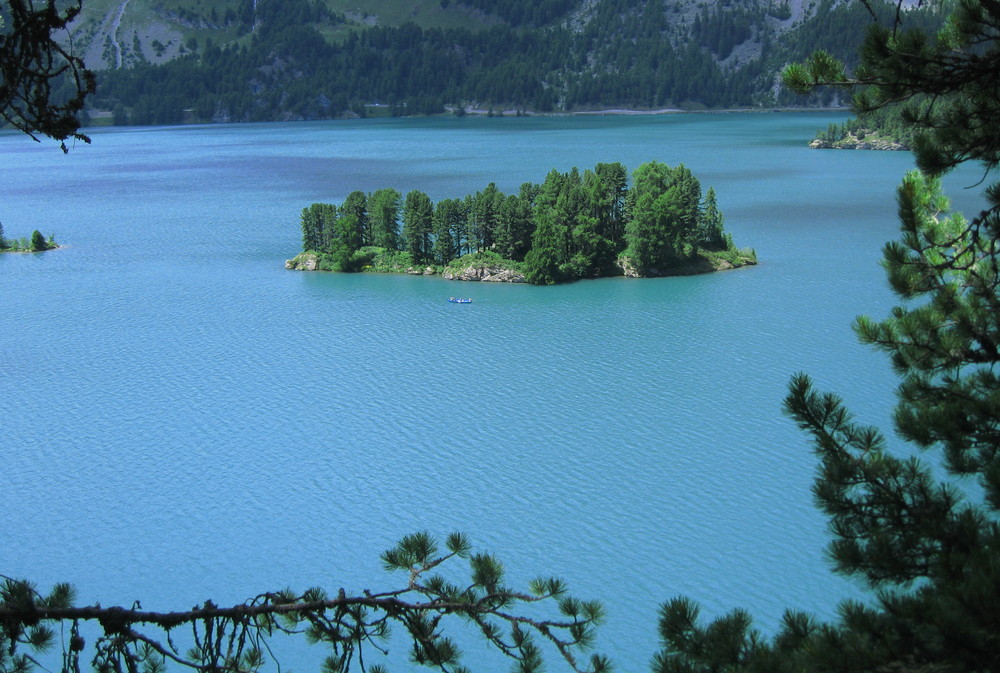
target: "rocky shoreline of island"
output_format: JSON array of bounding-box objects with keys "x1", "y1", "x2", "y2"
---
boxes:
[
  {"x1": 286, "y1": 247, "x2": 757, "y2": 283},
  {"x1": 809, "y1": 131, "x2": 909, "y2": 151}
]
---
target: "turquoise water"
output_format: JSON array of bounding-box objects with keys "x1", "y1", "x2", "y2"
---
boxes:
[{"x1": 0, "y1": 113, "x2": 983, "y2": 671}]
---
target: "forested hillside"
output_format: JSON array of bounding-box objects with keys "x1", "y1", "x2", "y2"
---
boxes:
[{"x1": 52, "y1": 0, "x2": 946, "y2": 126}]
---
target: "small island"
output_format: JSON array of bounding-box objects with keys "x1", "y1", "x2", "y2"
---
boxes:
[
  {"x1": 809, "y1": 127, "x2": 909, "y2": 151},
  {"x1": 809, "y1": 106, "x2": 913, "y2": 152},
  {"x1": 0, "y1": 225, "x2": 58, "y2": 253},
  {"x1": 286, "y1": 161, "x2": 755, "y2": 285}
]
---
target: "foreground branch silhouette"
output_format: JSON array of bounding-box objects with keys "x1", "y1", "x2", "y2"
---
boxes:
[
  {"x1": 652, "y1": 2, "x2": 1000, "y2": 672},
  {"x1": 1, "y1": 533, "x2": 608, "y2": 673},
  {"x1": 0, "y1": 0, "x2": 96, "y2": 150}
]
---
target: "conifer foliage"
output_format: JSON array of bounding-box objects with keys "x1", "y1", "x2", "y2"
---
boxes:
[
  {"x1": 0, "y1": 0, "x2": 96, "y2": 151},
  {"x1": 0, "y1": 533, "x2": 609, "y2": 673},
  {"x1": 299, "y1": 162, "x2": 752, "y2": 284},
  {"x1": 655, "y1": 2, "x2": 1000, "y2": 672}
]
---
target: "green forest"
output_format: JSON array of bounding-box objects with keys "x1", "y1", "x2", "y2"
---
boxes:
[
  {"x1": 291, "y1": 161, "x2": 755, "y2": 284},
  {"x1": 79, "y1": 0, "x2": 947, "y2": 125}
]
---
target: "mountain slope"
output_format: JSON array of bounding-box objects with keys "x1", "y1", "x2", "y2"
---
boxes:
[{"x1": 65, "y1": 0, "x2": 946, "y2": 125}]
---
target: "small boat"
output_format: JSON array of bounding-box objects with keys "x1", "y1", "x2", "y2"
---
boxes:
[{"x1": 448, "y1": 297, "x2": 473, "y2": 303}]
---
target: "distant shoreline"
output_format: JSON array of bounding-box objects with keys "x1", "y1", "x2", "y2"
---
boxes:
[
  {"x1": 570, "y1": 108, "x2": 684, "y2": 115},
  {"x1": 571, "y1": 106, "x2": 848, "y2": 115},
  {"x1": 78, "y1": 105, "x2": 851, "y2": 130},
  {"x1": 449, "y1": 105, "x2": 849, "y2": 117}
]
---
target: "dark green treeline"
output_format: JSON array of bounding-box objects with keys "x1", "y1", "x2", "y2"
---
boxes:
[
  {"x1": 299, "y1": 161, "x2": 750, "y2": 284},
  {"x1": 90, "y1": 0, "x2": 947, "y2": 125}
]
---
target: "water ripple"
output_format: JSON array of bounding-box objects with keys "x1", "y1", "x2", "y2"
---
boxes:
[{"x1": 0, "y1": 114, "x2": 932, "y2": 672}]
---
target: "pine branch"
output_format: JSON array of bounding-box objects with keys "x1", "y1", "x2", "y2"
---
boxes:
[{"x1": 1, "y1": 535, "x2": 606, "y2": 673}]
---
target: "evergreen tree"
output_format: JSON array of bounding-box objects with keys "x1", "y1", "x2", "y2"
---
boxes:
[
  {"x1": 668, "y1": 165, "x2": 701, "y2": 256},
  {"x1": 368, "y1": 188, "x2": 401, "y2": 250},
  {"x1": 0, "y1": 533, "x2": 609, "y2": 673},
  {"x1": 0, "y1": 0, "x2": 95, "y2": 150},
  {"x1": 523, "y1": 210, "x2": 565, "y2": 285},
  {"x1": 623, "y1": 161, "x2": 698, "y2": 275},
  {"x1": 318, "y1": 203, "x2": 339, "y2": 252},
  {"x1": 697, "y1": 187, "x2": 726, "y2": 250},
  {"x1": 655, "y1": 2, "x2": 1000, "y2": 672},
  {"x1": 432, "y1": 198, "x2": 463, "y2": 263},
  {"x1": 494, "y1": 191, "x2": 535, "y2": 262},
  {"x1": 340, "y1": 191, "x2": 369, "y2": 247},
  {"x1": 402, "y1": 189, "x2": 434, "y2": 263},
  {"x1": 300, "y1": 202, "x2": 329, "y2": 252},
  {"x1": 292, "y1": 160, "x2": 739, "y2": 284},
  {"x1": 560, "y1": 169, "x2": 613, "y2": 278},
  {"x1": 592, "y1": 162, "x2": 628, "y2": 246},
  {"x1": 493, "y1": 194, "x2": 517, "y2": 261},
  {"x1": 452, "y1": 197, "x2": 472, "y2": 257},
  {"x1": 568, "y1": 208, "x2": 606, "y2": 278},
  {"x1": 30, "y1": 230, "x2": 46, "y2": 251},
  {"x1": 328, "y1": 212, "x2": 361, "y2": 271},
  {"x1": 572, "y1": 166, "x2": 628, "y2": 276},
  {"x1": 470, "y1": 183, "x2": 504, "y2": 254},
  {"x1": 0, "y1": 221, "x2": 7, "y2": 249},
  {"x1": 524, "y1": 169, "x2": 570, "y2": 284}
]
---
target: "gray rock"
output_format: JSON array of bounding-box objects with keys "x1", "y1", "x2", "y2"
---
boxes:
[
  {"x1": 285, "y1": 253, "x2": 319, "y2": 270},
  {"x1": 445, "y1": 264, "x2": 525, "y2": 283}
]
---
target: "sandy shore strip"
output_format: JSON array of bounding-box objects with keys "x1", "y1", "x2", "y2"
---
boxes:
[{"x1": 571, "y1": 108, "x2": 684, "y2": 115}]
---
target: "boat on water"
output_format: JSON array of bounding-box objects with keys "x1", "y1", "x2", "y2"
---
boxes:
[{"x1": 448, "y1": 297, "x2": 473, "y2": 303}]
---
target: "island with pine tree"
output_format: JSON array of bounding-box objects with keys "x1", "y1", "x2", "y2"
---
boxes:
[
  {"x1": 0, "y1": 224, "x2": 58, "y2": 253},
  {"x1": 286, "y1": 161, "x2": 755, "y2": 285}
]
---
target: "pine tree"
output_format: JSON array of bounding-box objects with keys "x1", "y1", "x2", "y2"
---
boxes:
[
  {"x1": 0, "y1": 0, "x2": 95, "y2": 150},
  {"x1": 524, "y1": 169, "x2": 570, "y2": 284},
  {"x1": 470, "y1": 183, "x2": 503, "y2": 253},
  {"x1": 318, "y1": 203, "x2": 339, "y2": 252},
  {"x1": 402, "y1": 189, "x2": 434, "y2": 263},
  {"x1": 300, "y1": 203, "x2": 333, "y2": 252},
  {"x1": 655, "y1": 2, "x2": 1000, "y2": 672},
  {"x1": 30, "y1": 230, "x2": 46, "y2": 251},
  {"x1": 493, "y1": 194, "x2": 518, "y2": 261},
  {"x1": 495, "y1": 190, "x2": 536, "y2": 262},
  {"x1": 623, "y1": 161, "x2": 699, "y2": 275},
  {"x1": 0, "y1": 533, "x2": 610, "y2": 673},
  {"x1": 327, "y1": 213, "x2": 361, "y2": 271},
  {"x1": 368, "y1": 188, "x2": 401, "y2": 251},
  {"x1": 592, "y1": 162, "x2": 628, "y2": 246},
  {"x1": 523, "y1": 218, "x2": 564, "y2": 285},
  {"x1": 432, "y1": 198, "x2": 463, "y2": 263},
  {"x1": 339, "y1": 191, "x2": 369, "y2": 247},
  {"x1": 300, "y1": 203, "x2": 321, "y2": 252},
  {"x1": 697, "y1": 187, "x2": 726, "y2": 251}
]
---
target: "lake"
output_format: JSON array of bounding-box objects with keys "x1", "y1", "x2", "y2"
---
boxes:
[{"x1": 0, "y1": 113, "x2": 982, "y2": 672}]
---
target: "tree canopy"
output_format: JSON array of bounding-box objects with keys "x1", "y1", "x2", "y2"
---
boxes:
[
  {"x1": 1, "y1": 533, "x2": 608, "y2": 673},
  {"x1": 296, "y1": 162, "x2": 754, "y2": 284},
  {"x1": 85, "y1": 0, "x2": 948, "y2": 123},
  {"x1": 0, "y1": 0, "x2": 96, "y2": 150},
  {"x1": 654, "y1": 2, "x2": 1000, "y2": 672}
]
